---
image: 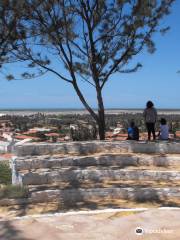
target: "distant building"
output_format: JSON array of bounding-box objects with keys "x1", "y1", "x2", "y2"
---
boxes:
[
  {"x1": 2, "y1": 133, "x2": 13, "y2": 142},
  {"x1": 70, "y1": 124, "x2": 78, "y2": 130},
  {"x1": 0, "y1": 141, "x2": 10, "y2": 153},
  {"x1": 29, "y1": 127, "x2": 51, "y2": 132}
]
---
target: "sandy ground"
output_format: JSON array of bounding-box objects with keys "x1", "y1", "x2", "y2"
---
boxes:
[{"x1": 0, "y1": 208, "x2": 180, "y2": 240}]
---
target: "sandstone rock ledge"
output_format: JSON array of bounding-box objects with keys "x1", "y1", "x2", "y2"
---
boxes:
[
  {"x1": 13, "y1": 140, "x2": 180, "y2": 156},
  {"x1": 5, "y1": 141, "x2": 180, "y2": 211}
]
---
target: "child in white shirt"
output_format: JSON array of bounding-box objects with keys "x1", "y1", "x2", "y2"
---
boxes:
[{"x1": 158, "y1": 118, "x2": 169, "y2": 140}]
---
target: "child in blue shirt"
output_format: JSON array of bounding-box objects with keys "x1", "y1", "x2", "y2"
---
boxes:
[{"x1": 127, "y1": 121, "x2": 139, "y2": 140}]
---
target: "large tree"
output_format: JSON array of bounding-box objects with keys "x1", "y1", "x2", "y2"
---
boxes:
[{"x1": 8, "y1": 0, "x2": 174, "y2": 139}]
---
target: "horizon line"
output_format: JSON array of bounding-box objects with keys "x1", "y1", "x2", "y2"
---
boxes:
[{"x1": 0, "y1": 107, "x2": 180, "y2": 111}]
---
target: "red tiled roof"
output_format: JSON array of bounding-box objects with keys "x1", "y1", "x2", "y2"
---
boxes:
[
  {"x1": 15, "y1": 135, "x2": 39, "y2": 140},
  {"x1": 0, "y1": 153, "x2": 13, "y2": 159},
  {"x1": 45, "y1": 133, "x2": 59, "y2": 137},
  {"x1": 22, "y1": 130, "x2": 38, "y2": 135}
]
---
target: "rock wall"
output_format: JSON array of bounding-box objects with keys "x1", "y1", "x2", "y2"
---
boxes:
[{"x1": 10, "y1": 141, "x2": 180, "y2": 208}]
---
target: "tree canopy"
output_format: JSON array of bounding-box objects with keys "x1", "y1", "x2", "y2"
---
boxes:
[{"x1": 0, "y1": 0, "x2": 22, "y2": 69}]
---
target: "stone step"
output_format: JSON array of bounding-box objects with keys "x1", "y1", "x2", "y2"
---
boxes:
[
  {"x1": 13, "y1": 153, "x2": 180, "y2": 171},
  {"x1": 28, "y1": 179, "x2": 180, "y2": 191},
  {"x1": 14, "y1": 141, "x2": 180, "y2": 156},
  {"x1": 1, "y1": 187, "x2": 180, "y2": 210},
  {"x1": 16, "y1": 169, "x2": 180, "y2": 185},
  {"x1": 10, "y1": 141, "x2": 180, "y2": 210},
  {"x1": 29, "y1": 187, "x2": 180, "y2": 206}
]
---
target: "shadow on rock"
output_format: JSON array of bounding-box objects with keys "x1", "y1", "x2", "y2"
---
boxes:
[{"x1": 0, "y1": 221, "x2": 33, "y2": 240}]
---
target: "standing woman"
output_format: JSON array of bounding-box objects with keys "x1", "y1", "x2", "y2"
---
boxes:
[{"x1": 143, "y1": 101, "x2": 157, "y2": 140}]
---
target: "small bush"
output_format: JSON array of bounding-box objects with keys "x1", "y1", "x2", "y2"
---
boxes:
[
  {"x1": 0, "y1": 185, "x2": 29, "y2": 199},
  {"x1": 0, "y1": 162, "x2": 12, "y2": 185},
  {"x1": 70, "y1": 125, "x2": 97, "y2": 141}
]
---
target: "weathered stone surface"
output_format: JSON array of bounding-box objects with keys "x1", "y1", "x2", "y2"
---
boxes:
[
  {"x1": 14, "y1": 154, "x2": 139, "y2": 171},
  {"x1": 13, "y1": 141, "x2": 127, "y2": 156},
  {"x1": 10, "y1": 142, "x2": 180, "y2": 208},
  {"x1": 0, "y1": 198, "x2": 31, "y2": 206},
  {"x1": 17, "y1": 169, "x2": 180, "y2": 185},
  {"x1": 13, "y1": 154, "x2": 180, "y2": 171},
  {"x1": 13, "y1": 141, "x2": 180, "y2": 156},
  {"x1": 29, "y1": 187, "x2": 180, "y2": 204}
]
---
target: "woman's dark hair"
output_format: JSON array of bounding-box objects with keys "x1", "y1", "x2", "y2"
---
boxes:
[
  {"x1": 146, "y1": 101, "x2": 154, "y2": 108},
  {"x1": 130, "y1": 121, "x2": 135, "y2": 127},
  {"x1": 160, "y1": 118, "x2": 167, "y2": 125}
]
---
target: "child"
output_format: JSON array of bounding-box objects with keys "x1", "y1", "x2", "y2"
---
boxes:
[
  {"x1": 158, "y1": 118, "x2": 169, "y2": 140},
  {"x1": 127, "y1": 121, "x2": 139, "y2": 141}
]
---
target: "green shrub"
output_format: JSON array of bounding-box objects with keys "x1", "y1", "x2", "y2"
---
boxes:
[
  {"x1": 0, "y1": 185, "x2": 29, "y2": 199},
  {"x1": 0, "y1": 162, "x2": 12, "y2": 185}
]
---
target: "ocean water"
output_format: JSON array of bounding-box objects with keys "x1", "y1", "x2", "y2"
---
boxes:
[{"x1": 0, "y1": 108, "x2": 180, "y2": 116}]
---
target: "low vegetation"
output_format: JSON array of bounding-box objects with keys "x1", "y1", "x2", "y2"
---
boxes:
[
  {"x1": 1, "y1": 112, "x2": 180, "y2": 135},
  {"x1": 0, "y1": 161, "x2": 11, "y2": 185},
  {"x1": 0, "y1": 162, "x2": 28, "y2": 199},
  {"x1": 0, "y1": 185, "x2": 29, "y2": 199}
]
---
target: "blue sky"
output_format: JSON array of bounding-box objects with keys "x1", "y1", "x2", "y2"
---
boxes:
[{"x1": 0, "y1": 1, "x2": 180, "y2": 109}]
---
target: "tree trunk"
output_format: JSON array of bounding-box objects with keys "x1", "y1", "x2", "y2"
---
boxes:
[
  {"x1": 72, "y1": 80, "x2": 98, "y2": 122},
  {"x1": 96, "y1": 86, "x2": 105, "y2": 140},
  {"x1": 72, "y1": 80, "x2": 106, "y2": 140},
  {"x1": 97, "y1": 116, "x2": 105, "y2": 140}
]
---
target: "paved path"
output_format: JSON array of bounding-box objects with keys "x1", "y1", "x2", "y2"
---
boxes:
[{"x1": 0, "y1": 209, "x2": 180, "y2": 240}]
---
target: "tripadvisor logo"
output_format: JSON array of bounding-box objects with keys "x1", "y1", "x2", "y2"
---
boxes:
[
  {"x1": 135, "y1": 227, "x2": 144, "y2": 235},
  {"x1": 135, "y1": 226, "x2": 173, "y2": 235}
]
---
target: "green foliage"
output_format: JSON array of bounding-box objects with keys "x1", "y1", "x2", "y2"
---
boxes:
[
  {"x1": 0, "y1": 162, "x2": 12, "y2": 185},
  {"x1": 35, "y1": 132, "x2": 47, "y2": 141},
  {"x1": 0, "y1": 0, "x2": 22, "y2": 67},
  {"x1": 0, "y1": 162, "x2": 28, "y2": 200},
  {"x1": 6, "y1": 74, "x2": 15, "y2": 81},
  {"x1": 0, "y1": 185, "x2": 29, "y2": 199}
]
